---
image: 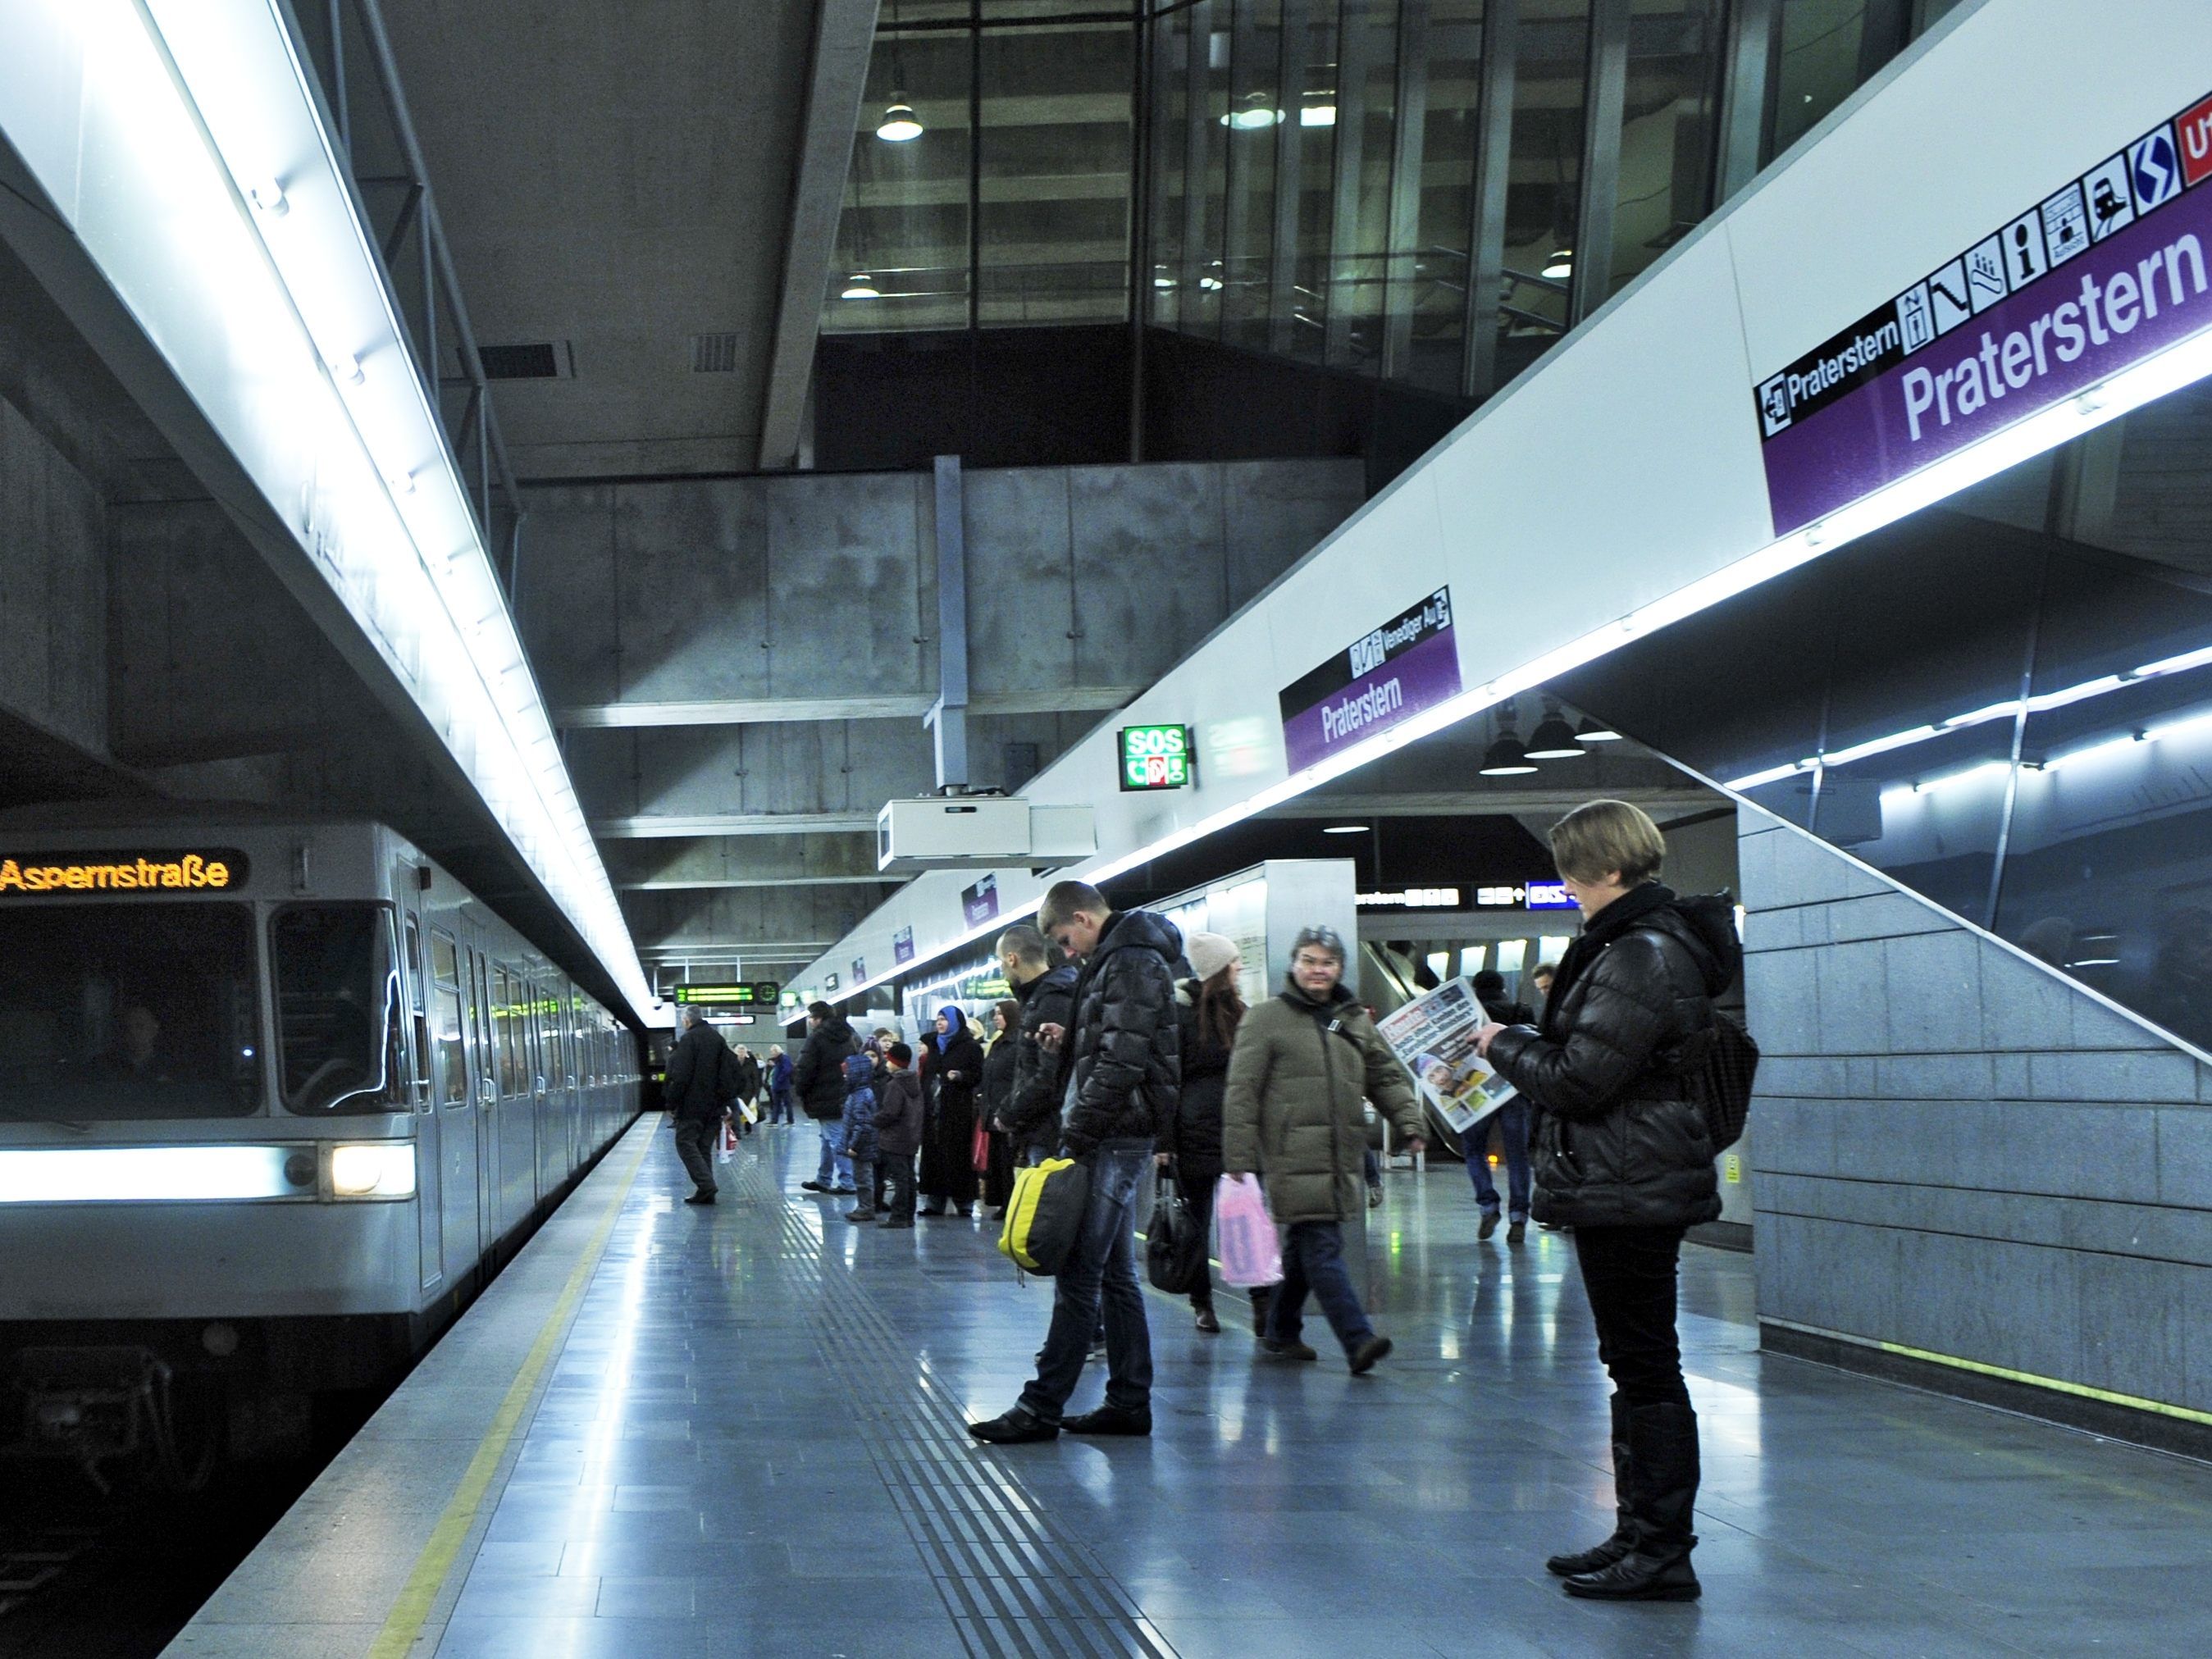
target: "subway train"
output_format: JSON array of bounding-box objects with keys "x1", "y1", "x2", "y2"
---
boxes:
[{"x1": 0, "y1": 811, "x2": 643, "y2": 1474}]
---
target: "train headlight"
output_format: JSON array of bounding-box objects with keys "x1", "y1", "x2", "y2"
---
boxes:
[{"x1": 329, "y1": 1143, "x2": 416, "y2": 1199}]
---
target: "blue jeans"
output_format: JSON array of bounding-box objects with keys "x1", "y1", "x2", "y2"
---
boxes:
[
  {"x1": 815, "y1": 1118, "x2": 852, "y2": 1187},
  {"x1": 1018, "y1": 1141, "x2": 1153, "y2": 1425},
  {"x1": 1466, "y1": 1099, "x2": 1532, "y2": 1220},
  {"x1": 1266, "y1": 1220, "x2": 1373, "y2": 1355},
  {"x1": 845, "y1": 1121, "x2": 878, "y2": 1206}
]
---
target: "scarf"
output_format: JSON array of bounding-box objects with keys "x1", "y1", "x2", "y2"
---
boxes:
[
  {"x1": 934, "y1": 1003, "x2": 964, "y2": 1054},
  {"x1": 1541, "y1": 882, "x2": 1676, "y2": 1039}
]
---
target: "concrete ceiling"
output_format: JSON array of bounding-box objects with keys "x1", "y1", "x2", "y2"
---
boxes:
[{"x1": 381, "y1": 0, "x2": 872, "y2": 478}]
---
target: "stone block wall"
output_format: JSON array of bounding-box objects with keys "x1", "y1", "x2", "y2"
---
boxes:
[{"x1": 1739, "y1": 807, "x2": 2212, "y2": 1432}]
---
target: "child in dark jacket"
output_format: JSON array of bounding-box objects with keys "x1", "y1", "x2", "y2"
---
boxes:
[
  {"x1": 873, "y1": 1043, "x2": 924, "y2": 1228},
  {"x1": 841, "y1": 1052, "x2": 880, "y2": 1224}
]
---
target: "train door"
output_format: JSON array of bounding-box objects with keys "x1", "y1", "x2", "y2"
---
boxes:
[
  {"x1": 530, "y1": 977, "x2": 556, "y2": 1201},
  {"x1": 495, "y1": 963, "x2": 534, "y2": 1228},
  {"x1": 436, "y1": 935, "x2": 477, "y2": 1277},
  {"x1": 470, "y1": 950, "x2": 499, "y2": 1258},
  {"x1": 426, "y1": 930, "x2": 475, "y2": 1289},
  {"x1": 396, "y1": 909, "x2": 440, "y2": 1295}
]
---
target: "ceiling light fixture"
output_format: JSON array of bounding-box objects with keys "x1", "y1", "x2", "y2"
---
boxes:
[
  {"x1": 1221, "y1": 94, "x2": 1284, "y2": 130},
  {"x1": 1322, "y1": 824, "x2": 1366, "y2": 835},
  {"x1": 1301, "y1": 103, "x2": 1337, "y2": 127},
  {"x1": 1479, "y1": 735, "x2": 1538, "y2": 776},
  {"x1": 1525, "y1": 710, "x2": 1586, "y2": 759},
  {"x1": 1576, "y1": 718, "x2": 1623, "y2": 742},
  {"x1": 876, "y1": 99, "x2": 924, "y2": 142},
  {"x1": 1542, "y1": 248, "x2": 1573, "y2": 280},
  {"x1": 248, "y1": 177, "x2": 288, "y2": 216},
  {"x1": 842, "y1": 273, "x2": 882, "y2": 299}
]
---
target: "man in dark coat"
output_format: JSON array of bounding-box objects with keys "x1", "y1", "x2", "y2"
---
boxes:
[
  {"x1": 969, "y1": 882, "x2": 1180, "y2": 1446},
  {"x1": 1477, "y1": 798, "x2": 1735, "y2": 1606},
  {"x1": 992, "y1": 924, "x2": 1078, "y2": 1163},
  {"x1": 1467, "y1": 968, "x2": 1535, "y2": 1242},
  {"x1": 663, "y1": 1010, "x2": 734, "y2": 1205},
  {"x1": 793, "y1": 1002, "x2": 860, "y2": 1196}
]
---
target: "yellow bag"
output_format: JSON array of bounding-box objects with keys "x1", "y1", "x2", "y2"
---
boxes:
[{"x1": 997, "y1": 1156, "x2": 1091, "y2": 1274}]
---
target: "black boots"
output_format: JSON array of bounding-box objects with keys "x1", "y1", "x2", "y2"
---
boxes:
[
  {"x1": 1546, "y1": 1395, "x2": 1636, "y2": 1577},
  {"x1": 1562, "y1": 1401, "x2": 1702, "y2": 1602}
]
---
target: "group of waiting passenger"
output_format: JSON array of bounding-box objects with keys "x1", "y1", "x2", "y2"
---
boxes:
[{"x1": 659, "y1": 799, "x2": 1738, "y2": 1604}]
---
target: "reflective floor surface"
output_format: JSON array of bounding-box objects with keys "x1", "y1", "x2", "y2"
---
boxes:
[{"x1": 427, "y1": 1121, "x2": 2212, "y2": 1657}]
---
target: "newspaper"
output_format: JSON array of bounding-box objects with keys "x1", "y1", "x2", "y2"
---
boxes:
[{"x1": 1375, "y1": 977, "x2": 1520, "y2": 1136}]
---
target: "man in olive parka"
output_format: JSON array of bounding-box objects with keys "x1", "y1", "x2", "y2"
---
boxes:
[{"x1": 1222, "y1": 925, "x2": 1426, "y2": 1373}]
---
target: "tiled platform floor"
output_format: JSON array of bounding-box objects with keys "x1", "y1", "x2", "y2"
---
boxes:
[{"x1": 179, "y1": 1118, "x2": 2212, "y2": 1657}]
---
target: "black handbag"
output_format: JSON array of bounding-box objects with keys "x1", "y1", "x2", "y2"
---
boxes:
[{"x1": 1147, "y1": 1173, "x2": 1203, "y2": 1294}]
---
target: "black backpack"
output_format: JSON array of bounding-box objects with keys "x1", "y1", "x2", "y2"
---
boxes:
[{"x1": 1683, "y1": 1010, "x2": 1758, "y2": 1151}]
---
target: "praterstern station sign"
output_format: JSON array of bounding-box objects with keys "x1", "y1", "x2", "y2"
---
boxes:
[
  {"x1": 1755, "y1": 91, "x2": 2212, "y2": 536},
  {"x1": 1279, "y1": 589, "x2": 1462, "y2": 774},
  {"x1": 0, "y1": 850, "x2": 247, "y2": 894}
]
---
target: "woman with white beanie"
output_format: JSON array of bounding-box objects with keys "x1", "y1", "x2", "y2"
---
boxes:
[{"x1": 1161, "y1": 932, "x2": 1266, "y2": 1333}]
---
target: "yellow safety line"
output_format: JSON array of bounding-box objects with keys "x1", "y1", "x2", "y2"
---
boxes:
[
  {"x1": 366, "y1": 1124, "x2": 652, "y2": 1658},
  {"x1": 1765, "y1": 1316, "x2": 2212, "y2": 1429}
]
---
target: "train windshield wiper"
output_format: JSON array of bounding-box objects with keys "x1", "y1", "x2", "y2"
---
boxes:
[{"x1": 0, "y1": 1097, "x2": 89, "y2": 1133}]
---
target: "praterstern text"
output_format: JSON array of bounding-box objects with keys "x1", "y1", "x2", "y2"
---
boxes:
[
  {"x1": 1320, "y1": 677, "x2": 1406, "y2": 745},
  {"x1": 1904, "y1": 235, "x2": 2210, "y2": 441}
]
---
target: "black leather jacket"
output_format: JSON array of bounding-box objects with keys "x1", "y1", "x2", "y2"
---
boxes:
[
  {"x1": 1486, "y1": 884, "x2": 1735, "y2": 1229},
  {"x1": 1000, "y1": 961, "x2": 1077, "y2": 1156},
  {"x1": 1052, "y1": 909, "x2": 1183, "y2": 1156}
]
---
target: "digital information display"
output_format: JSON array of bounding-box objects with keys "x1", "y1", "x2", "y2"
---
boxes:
[
  {"x1": 671, "y1": 982, "x2": 781, "y2": 1006},
  {"x1": 1120, "y1": 724, "x2": 1193, "y2": 791},
  {"x1": 0, "y1": 850, "x2": 249, "y2": 895}
]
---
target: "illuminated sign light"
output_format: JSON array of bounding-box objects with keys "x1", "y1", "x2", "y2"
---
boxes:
[
  {"x1": 671, "y1": 982, "x2": 781, "y2": 1005},
  {"x1": 0, "y1": 1145, "x2": 312, "y2": 1204},
  {"x1": 1120, "y1": 724, "x2": 1194, "y2": 791},
  {"x1": 1357, "y1": 887, "x2": 1463, "y2": 909},
  {"x1": 0, "y1": 850, "x2": 248, "y2": 896},
  {"x1": 1526, "y1": 882, "x2": 1578, "y2": 909}
]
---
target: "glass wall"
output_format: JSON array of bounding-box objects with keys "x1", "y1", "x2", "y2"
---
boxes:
[
  {"x1": 825, "y1": 2, "x2": 1133, "y2": 333},
  {"x1": 1554, "y1": 383, "x2": 2212, "y2": 1059},
  {"x1": 828, "y1": 0, "x2": 1947, "y2": 406}
]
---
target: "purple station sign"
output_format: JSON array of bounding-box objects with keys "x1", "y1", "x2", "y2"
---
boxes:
[
  {"x1": 893, "y1": 925, "x2": 915, "y2": 966},
  {"x1": 960, "y1": 873, "x2": 1000, "y2": 930},
  {"x1": 1279, "y1": 588, "x2": 1462, "y2": 776},
  {"x1": 1756, "y1": 91, "x2": 2212, "y2": 536}
]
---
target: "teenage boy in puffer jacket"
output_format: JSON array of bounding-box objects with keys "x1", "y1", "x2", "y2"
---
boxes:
[{"x1": 841, "y1": 1052, "x2": 880, "y2": 1224}]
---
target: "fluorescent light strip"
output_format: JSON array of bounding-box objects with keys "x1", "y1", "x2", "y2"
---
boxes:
[
  {"x1": 0, "y1": 1146, "x2": 303, "y2": 1203},
  {"x1": 813, "y1": 289, "x2": 2212, "y2": 1004},
  {"x1": 113, "y1": 2, "x2": 648, "y2": 1019}
]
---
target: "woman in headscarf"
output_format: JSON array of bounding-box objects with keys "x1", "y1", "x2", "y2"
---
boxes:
[
  {"x1": 917, "y1": 1003, "x2": 985, "y2": 1218},
  {"x1": 978, "y1": 999, "x2": 1023, "y2": 1219}
]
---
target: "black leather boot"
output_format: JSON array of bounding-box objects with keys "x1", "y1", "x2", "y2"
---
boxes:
[
  {"x1": 1546, "y1": 1394, "x2": 1636, "y2": 1577},
  {"x1": 1565, "y1": 1401, "x2": 1702, "y2": 1602}
]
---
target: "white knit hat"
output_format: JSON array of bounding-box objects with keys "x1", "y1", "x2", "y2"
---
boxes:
[{"x1": 1187, "y1": 931, "x2": 1238, "y2": 982}]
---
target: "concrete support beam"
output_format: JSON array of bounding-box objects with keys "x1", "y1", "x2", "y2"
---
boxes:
[
  {"x1": 756, "y1": 0, "x2": 882, "y2": 470},
  {"x1": 594, "y1": 812, "x2": 881, "y2": 839},
  {"x1": 605, "y1": 834, "x2": 890, "y2": 891},
  {"x1": 553, "y1": 686, "x2": 1147, "y2": 731}
]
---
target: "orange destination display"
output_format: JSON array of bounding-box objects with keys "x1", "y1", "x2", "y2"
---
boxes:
[{"x1": 0, "y1": 850, "x2": 249, "y2": 894}]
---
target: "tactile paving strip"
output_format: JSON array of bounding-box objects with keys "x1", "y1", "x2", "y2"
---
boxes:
[{"x1": 731, "y1": 1157, "x2": 1178, "y2": 1659}]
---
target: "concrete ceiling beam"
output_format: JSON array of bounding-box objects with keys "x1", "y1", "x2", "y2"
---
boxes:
[
  {"x1": 555, "y1": 684, "x2": 1142, "y2": 730},
  {"x1": 757, "y1": 0, "x2": 883, "y2": 470}
]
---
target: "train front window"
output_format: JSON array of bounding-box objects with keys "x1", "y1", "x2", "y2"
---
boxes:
[
  {"x1": 0, "y1": 903, "x2": 259, "y2": 1121},
  {"x1": 270, "y1": 905, "x2": 403, "y2": 1114}
]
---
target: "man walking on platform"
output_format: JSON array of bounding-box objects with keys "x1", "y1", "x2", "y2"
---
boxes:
[
  {"x1": 969, "y1": 882, "x2": 1181, "y2": 1443},
  {"x1": 664, "y1": 1010, "x2": 737, "y2": 1206}
]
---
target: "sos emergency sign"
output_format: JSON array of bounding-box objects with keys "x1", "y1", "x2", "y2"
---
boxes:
[{"x1": 1119, "y1": 724, "x2": 1193, "y2": 791}]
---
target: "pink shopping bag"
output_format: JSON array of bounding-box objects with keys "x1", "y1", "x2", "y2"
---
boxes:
[{"x1": 1214, "y1": 1174, "x2": 1283, "y2": 1288}]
